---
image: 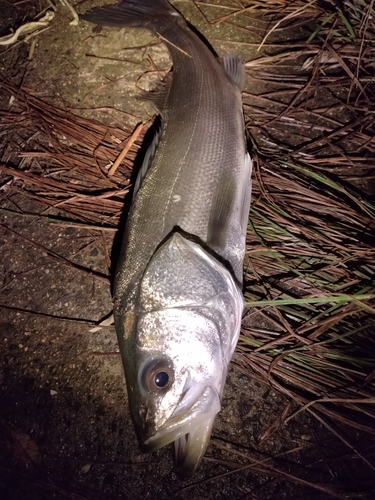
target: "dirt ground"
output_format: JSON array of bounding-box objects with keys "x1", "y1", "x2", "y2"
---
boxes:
[{"x1": 1, "y1": 1, "x2": 374, "y2": 499}]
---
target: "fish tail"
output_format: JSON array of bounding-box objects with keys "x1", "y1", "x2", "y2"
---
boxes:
[{"x1": 81, "y1": 0, "x2": 179, "y2": 29}]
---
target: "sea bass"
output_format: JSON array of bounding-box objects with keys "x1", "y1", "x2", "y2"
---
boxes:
[{"x1": 82, "y1": 0, "x2": 252, "y2": 477}]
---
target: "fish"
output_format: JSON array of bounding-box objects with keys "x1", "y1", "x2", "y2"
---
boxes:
[{"x1": 81, "y1": 0, "x2": 252, "y2": 478}]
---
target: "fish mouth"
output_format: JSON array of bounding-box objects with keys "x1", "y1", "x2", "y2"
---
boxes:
[{"x1": 139, "y1": 385, "x2": 220, "y2": 477}]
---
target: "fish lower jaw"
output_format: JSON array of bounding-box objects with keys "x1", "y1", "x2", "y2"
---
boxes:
[
  {"x1": 139, "y1": 414, "x2": 217, "y2": 478},
  {"x1": 139, "y1": 414, "x2": 206, "y2": 453},
  {"x1": 138, "y1": 388, "x2": 221, "y2": 477},
  {"x1": 173, "y1": 416, "x2": 216, "y2": 478},
  {"x1": 139, "y1": 384, "x2": 221, "y2": 453}
]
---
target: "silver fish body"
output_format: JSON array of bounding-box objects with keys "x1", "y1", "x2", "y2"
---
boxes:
[{"x1": 82, "y1": 0, "x2": 252, "y2": 477}]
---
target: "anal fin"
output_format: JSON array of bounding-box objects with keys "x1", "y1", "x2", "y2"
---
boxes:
[
  {"x1": 133, "y1": 122, "x2": 162, "y2": 198},
  {"x1": 222, "y1": 53, "x2": 245, "y2": 91}
]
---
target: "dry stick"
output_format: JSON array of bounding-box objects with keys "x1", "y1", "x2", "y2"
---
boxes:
[
  {"x1": 0, "y1": 223, "x2": 110, "y2": 284},
  {"x1": 253, "y1": 333, "x2": 296, "y2": 353},
  {"x1": 351, "y1": 0, "x2": 375, "y2": 104},
  {"x1": 262, "y1": 55, "x2": 322, "y2": 128},
  {"x1": 273, "y1": 386, "x2": 372, "y2": 436},
  {"x1": 156, "y1": 32, "x2": 192, "y2": 58},
  {"x1": 178, "y1": 439, "x2": 344, "y2": 498},
  {"x1": 307, "y1": 407, "x2": 375, "y2": 472},
  {"x1": 325, "y1": 43, "x2": 371, "y2": 105},
  {"x1": 240, "y1": 354, "x2": 375, "y2": 434},
  {"x1": 194, "y1": 1, "x2": 238, "y2": 11},
  {"x1": 240, "y1": 333, "x2": 370, "y2": 390},
  {"x1": 86, "y1": 53, "x2": 146, "y2": 66},
  {"x1": 309, "y1": 429, "x2": 337, "y2": 482},
  {"x1": 212, "y1": 5, "x2": 259, "y2": 26},
  {"x1": 6, "y1": 187, "x2": 110, "y2": 224},
  {"x1": 108, "y1": 122, "x2": 144, "y2": 176},
  {"x1": 146, "y1": 54, "x2": 165, "y2": 81},
  {"x1": 258, "y1": 0, "x2": 317, "y2": 51},
  {"x1": 80, "y1": 74, "x2": 135, "y2": 104},
  {"x1": 0, "y1": 464, "x2": 100, "y2": 500},
  {"x1": 0, "y1": 304, "x2": 97, "y2": 325},
  {"x1": 1, "y1": 265, "x2": 43, "y2": 291},
  {"x1": 259, "y1": 402, "x2": 292, "y2": 444},
  {"x1": 0, "y1": 164, "x2": 79, "y2": 193},
  {"x1": 247, "y1": 257, "x2": 310, "y2": 344},
  {"x1": 191, "y1": 0, "x2": 212, "y2": 26},
  {"x1": 211, "y1": 438, "x2": 308, "y2": 464},
  {"x1": 245, "y1": 49, "x2": 319, "y2": 68},
  {"x1": 101, "y1": 231, "x2": 112, "y2": 270},
  {"x1": 285, "y1": 397, "x2": 375, "y2": 425}
]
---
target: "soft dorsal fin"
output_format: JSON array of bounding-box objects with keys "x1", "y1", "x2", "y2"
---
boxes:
[
  {"x1": 133, "y1": 124, "x2": 162, "y2": 198},
  {"x1": 222, "y1": 53, "x2": 245, "y2": 91}
]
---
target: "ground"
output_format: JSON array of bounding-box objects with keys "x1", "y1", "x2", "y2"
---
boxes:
[{"x1": 0, "y1": 1, "x2": 374, "y2": 499}]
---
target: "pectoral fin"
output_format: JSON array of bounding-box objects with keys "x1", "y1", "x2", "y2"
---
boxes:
[
  {"x1": 240, "y1": 152, "x2": 253, "y2": 239},
  {"x1": 207, "y1": 152, "x2": 252, "y2": 281}
]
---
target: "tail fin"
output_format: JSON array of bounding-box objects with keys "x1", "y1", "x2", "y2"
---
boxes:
[{"x1": 81, "y1": 0, "x2": 178, "y2": 29}]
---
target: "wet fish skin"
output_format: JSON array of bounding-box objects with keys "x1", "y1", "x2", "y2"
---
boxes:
[{"x1": 82, "y1": 0, "x2": 252, "y2": 477}]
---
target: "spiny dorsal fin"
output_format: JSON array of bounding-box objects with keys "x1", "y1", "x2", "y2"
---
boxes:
[{"x1": 222, "y1": 53, "x2": 245, "y2": 91}]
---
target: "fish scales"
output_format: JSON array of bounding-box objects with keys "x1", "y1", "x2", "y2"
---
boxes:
[
  {"x1": 82, "y1": 0, "x2": 252, "y2": 478},
  {"x1": 117, "y1": 25, "x2": 246, "y2": 295}
]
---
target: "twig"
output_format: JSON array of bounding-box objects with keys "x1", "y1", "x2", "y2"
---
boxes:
[{"x1": 108, "y1": 122, "x2": 144, "y2": 176}]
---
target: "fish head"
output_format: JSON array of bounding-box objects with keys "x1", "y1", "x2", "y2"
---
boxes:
[{"x1": 121, "y1": 232, "x2": 243, "y2": 477}]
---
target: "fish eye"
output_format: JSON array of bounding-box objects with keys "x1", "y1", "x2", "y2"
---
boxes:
[
  {"x1": 155, "y1": 371, "x2": 169, "y2": 387},
  {"x1": 140, "y1": 359, "x2": 174, "y2": 394}
]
